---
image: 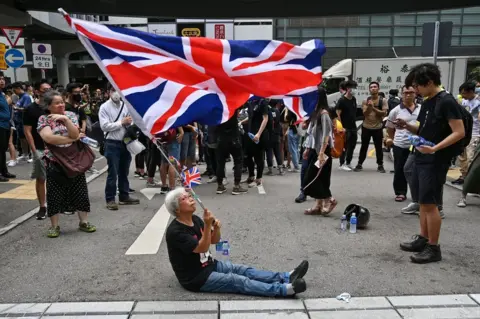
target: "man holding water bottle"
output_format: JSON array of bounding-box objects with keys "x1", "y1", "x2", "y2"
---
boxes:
[
  {"x1": 395, "y1": 63, "x2": 465, "y2": 264},
  {"x1": 165, "y1": 187, "x2": 308, "y2": 297}
]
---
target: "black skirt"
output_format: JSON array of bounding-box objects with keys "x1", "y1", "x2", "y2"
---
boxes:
[{"x1": 302, "y1": 147, "x2": 332, "y2": 200}]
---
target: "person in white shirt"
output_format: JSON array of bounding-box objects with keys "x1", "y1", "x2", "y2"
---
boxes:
[
  {"x1": 99, "y1": 85, "x2": 140, "y2": 210},
  {"x1": 456, "y1": 82, "x2": 480, "y2": 207}
]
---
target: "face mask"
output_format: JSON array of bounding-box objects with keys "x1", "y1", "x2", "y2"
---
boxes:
[
  {"x1": 111, "y1": 92, "x2": 121, "y2": 103},
  {"x1": 72, "y1": 93, "x2": 82, "y2": 103},
  {"x1": 349, "y1": 89, "x2": 357, "y2": 96}
]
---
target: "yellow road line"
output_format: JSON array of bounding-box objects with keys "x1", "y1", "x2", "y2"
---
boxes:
[
  {"x1": 0, "y1": 180, "x2": 37, "y2": 200},
  {"x1": 4, "y1": 179, "x2": 31, "y2": 185}
]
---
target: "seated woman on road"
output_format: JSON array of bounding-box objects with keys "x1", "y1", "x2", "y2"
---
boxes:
[
  {"x1": 38, "y1": 90, "x2": 96, "y2": 238},
  {"x1": 165, "y1": 187, "x2": 308, "y2": 297},
  {"x1": 303, "y1": 87, "x2": 337, "y2": 215}
]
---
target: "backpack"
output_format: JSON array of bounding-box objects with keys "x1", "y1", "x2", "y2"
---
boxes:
[
  {"x1": 437, "y1": 91, "x2": 473, "y2": 156},
  {"x1": 388, "y1": 96, "x2": 401, "y2": 114}
]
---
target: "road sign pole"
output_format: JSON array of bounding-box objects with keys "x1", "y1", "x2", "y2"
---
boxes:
[
  {"x1": 433, "y1": 21, "x2": 440, "y2": 66},
  {"x1": 41, "y1": 69, "x2": 46, "y2": 78},
  {"x1": 12, "y1": 68, "x2": 16, "y2": 82}
]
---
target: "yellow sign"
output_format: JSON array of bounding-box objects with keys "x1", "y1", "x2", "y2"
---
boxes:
[
  {"x1": 0, "y1": 43, "x2": 6, "y2": 70},
  {"x1": 181, "y1": 28, "x2": 201, "y2": 37}
]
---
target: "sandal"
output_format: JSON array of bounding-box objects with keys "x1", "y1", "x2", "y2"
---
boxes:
[
  {"x1": 395, "y1": 195, "x2": 407, "y2": 202},
  {"x1": 304, "y1": 207, "x2": 322, "y2": 215},
  {"x1": 47, "y1": 226, "x2": 60, "y2": 238},
  {"x1": 322, "y1": 198, "x2": 338, "y2": 215},
  {"x1": 79, "y1": 222, "x2": 97, "y2": 233}
]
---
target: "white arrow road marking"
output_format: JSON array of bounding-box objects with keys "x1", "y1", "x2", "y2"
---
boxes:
[
  {"x1": 125, "y1": 204, "x2": 171, "y2": 255},
  {"x1": 6, "y1": 54, "x2": 23, "y2": 63},
  {"x1": 140, "y1": 187, "x2": 162, "y2": 200}
]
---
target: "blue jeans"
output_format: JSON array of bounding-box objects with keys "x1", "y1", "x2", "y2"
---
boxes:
[
  {"x1": 180, "y1": 131, "x2": 196, "y2": 161},
  {"x1": 288, "y1": 129, "x2": 300, "y2": 169},
  {"x1": 200, "y1": 260, "x2": 289, "y2": 297},
  {"x1": 104, "y1": 140, "x2": 131, "y2": 202}
]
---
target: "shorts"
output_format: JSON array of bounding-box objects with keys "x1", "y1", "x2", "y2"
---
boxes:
[
  {"x1": 161, "y1": 140, "x2": 181, "y2": 164},
  {"x1": 180, "y1": 131, "x2": 196, "y2": 161},
  {"x1": 31, "y1": 150, "x2": 47, "y2": 180},
  {"x1": 412, "y1": 154, "x2": 449, "y2": 205}
]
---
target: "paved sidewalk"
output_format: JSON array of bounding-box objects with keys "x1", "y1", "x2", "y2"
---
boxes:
[{"x1": 1, "y1": 294, "x2": 480, "y2": 318}]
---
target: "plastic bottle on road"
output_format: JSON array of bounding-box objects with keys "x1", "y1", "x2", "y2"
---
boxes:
[
  {"x1": 340, "y1": 214, "x2": 347, "y2": 232},
  {"x1": 80, "y1": 136, "x2": 99, "y2": 148},
  {"x1": 349, "y1": 213, "x2": 357, "y2": 234},
  {"x1": 222, "y1": 240, "x2": 230, "y2": 261},
  {"x1": 215, "y1": 240, "x2": 224, "y2": 261}
]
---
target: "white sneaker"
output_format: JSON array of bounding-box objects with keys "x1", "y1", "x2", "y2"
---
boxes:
[
  {"x1": 7, "y1": 160, "x2": 17, "y2": 167},
  {"x1": 223, "y1": 178, "x2": 229, "y2": 186},
  {"x1": 401, "y1": 202, "x2": 419, "y2": 214},
  {"x1": 340, "y1": 164, "x2": 352, "y2": 172},
  {"x1": 207, "y1": 176, "x2": 217, "y2": 183},
  {"x1": 17, "y1": 155, "x2": 25, "y2": 161},
  {"x1": 457, "y1": 197, "x2": 467, "y2": 208},
  {"x1": 27, "y1": 158, "x2": 33, "y2": 163}
]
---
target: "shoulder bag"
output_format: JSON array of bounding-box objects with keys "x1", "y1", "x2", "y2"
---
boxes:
[
  {"x1": 47, "y1": 141, "x2": 95, "y2": 178},
  {"x1": 99, "y1": 102, "x2": 124, "y2": 155}
]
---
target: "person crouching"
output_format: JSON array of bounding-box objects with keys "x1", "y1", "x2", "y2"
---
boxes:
[{"x1": 165, "y1": 187, "x2": 308, "y2": 297}]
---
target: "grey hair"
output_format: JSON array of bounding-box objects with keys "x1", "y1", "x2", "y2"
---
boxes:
[
  {"x1": 43, "y1": 90, "x2": 62, "y2": 107},
  {"x1": 164, "y1": 187, "x2": 185, "y2": 217}
]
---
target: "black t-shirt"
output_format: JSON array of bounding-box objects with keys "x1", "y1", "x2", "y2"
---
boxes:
[
  {"x1": 336, "y1": 96, "x2": 357, "y2": 130},
  {"x1": 416, "y1": 91, "x2": 463, "y2": 162},
  {"x1": 270, "y1": 107, "x2": 282, "y2": 136},
  {"x1": 65, "y1": 102, "x2": 87, "y2": 124},
  {"x1": 215, "y1": 109, "x2": 239, "y2": 137},
  {"x1": 23, "y1": 103, "x2": 46, "y2": 151},
  {"x1": 248, "y1": 100, "x2": 269, "y2": 135},
  {"x1": 166, "y1": 215, "x2": 216, "y2": 292}
]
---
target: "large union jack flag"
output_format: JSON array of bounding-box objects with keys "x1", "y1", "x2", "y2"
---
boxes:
[{"x1": 60, "y1": 10, "x2": 326, "y2": 136}]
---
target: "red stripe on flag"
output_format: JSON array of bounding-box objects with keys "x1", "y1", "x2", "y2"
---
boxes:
[
  {"x1": 150, "y1": 86, "x2": 198, "y2": 134},
  {"x1": 233, "y1": 42, "x2": 294, "y2": 71},
  {"x1": 292, "y1": 97, "x2": 301, "y2": 118}
]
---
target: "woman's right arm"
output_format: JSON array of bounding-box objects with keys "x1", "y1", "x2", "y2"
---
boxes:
[{"x1": 39, "y1": 126, "x2": 76, "y2": 145}]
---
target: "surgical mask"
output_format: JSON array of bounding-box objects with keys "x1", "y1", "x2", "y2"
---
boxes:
[
  {"x1": 111, "y1": 91, "x2": 121, "y2": 103},
  {"x1": 72, "y1": 93, "x2": 82, "y2": 103},
  {"x1": 349, "y1": 89, "x2": 357, "y2": 96}
]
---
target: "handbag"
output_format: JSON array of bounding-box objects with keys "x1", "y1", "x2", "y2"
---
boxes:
[
  {"x1": 47, "y1": 141, "x2": 95, "y2": 178},
  {"x1": 99, "y1": 102, "x2": 124, "y2": 155}
]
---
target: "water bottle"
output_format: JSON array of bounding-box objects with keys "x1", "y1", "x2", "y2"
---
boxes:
[
  {"x1": 409, "y1": 135, "x2": 435, "y2": 147},
  {"x1": 248, "y1": 132, "x2": 259, "y2": 144},
  {"x1": 222, "y1": 240, "x2": 230, "y2": 261},
  {"x1": 215, "y1": 240, "x2": 224, "y2": 261},
  {"x1": 340, "y1": 214, "x2": 347, "y2": 232},
  {"x1": 80, "y1": 136, "x2": 99, "y2": 148},
  {"x1": 349, "y1": 213, "x2": 357, "y2": 234}
]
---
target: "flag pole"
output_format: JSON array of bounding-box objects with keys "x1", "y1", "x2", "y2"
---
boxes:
[{"x1": 152, "y1": 138, "x2": 206, "y2": 210}]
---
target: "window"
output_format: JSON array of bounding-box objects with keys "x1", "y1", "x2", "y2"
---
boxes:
[
  {"x1": 416, "y1": 27, "x2": 423, "y2": 36},
  {"x1": 451, "y1": 36, "x2": 460, "y2": 46},
  {"x1": 441, "y1": 8, "x2": 462, "y2": 14},
  {"x1": 302, "y1": 28, "x2": 324, "y2": 38},
  {"x1": 440, "y1": 14, "x2": 462, "y2": 24},
  {"x1": 276, "y1": 28, "x2": 301, "y2": 38},
  {"x1": 276, "y1": 19, "x2": 288, "y2": 27},
  {"x1": 461, "y1": 36, "x2": 480, "y2": 46},
  {"x1": 462, "y1": 26, "x2": 480, "y2": 36},
  {"x1": 347, "y1": 37, "x2": 369, "y2": 47},
  {"x1": 370, "y1": 27, "x2": 391, "y2": 37},
  {"x1": 347, "y1": 27, "x2": 369, "y2": 37},
  {"x1": 370, "y1": 37, "x2": 391, "y2": 47},
  {"x1": 465, "y1": 7, "x2": 480, "y2": 13},
  {"x1": 394, "y1": 15, "x2": 416, "y2": 25},
  {"x1": 286, "y1": 38, "x2": 302, "y2": 45},
  {"x1": 417, "y1": 15, "x2": 438, "y2": 24},
  {"x1": 393, "y1": 37, "x2": 415, "y2": 46},
  {"x1": 359, "y1": 16, "x2": 370, "y2": 26},
  {"x1": 453, "y1": 26, "x2": 461, "y2": 36},
  {"x1": 415, "y1": 37, "x2": 422, "y2": 46},
  {"x1": 324, "y1": 28, "x2": 346, "y2": 37},
  {"x1": 323, "y1": 38, "x2": 346, "y2": 47},
  {"x1": 394, "y1": 27, "x2": 415, "y2": 36},
  {"x1": 371, "y1": 15, "x2": 392, "y2": 25},
  {"x1": 463, "y1": 14, "x2": 480, "y2": 24}
]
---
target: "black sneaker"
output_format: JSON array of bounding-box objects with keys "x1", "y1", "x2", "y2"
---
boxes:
[
  {"x1": 128, "y1": 188, "x2": 135, "y2": 194},
  {"x1": 134, "y1": 171, "x2": 141, "y2": 178},
  {"x1": 36, "y1": 207, "x2": 47, "y2": 220},
  {"x1": 410, "y1": 244, "x2": 442, "y2": 264},
  {"x1": 232, "y1": 185, "x2": 247, "y2": 195},
  {"x1": 289, "y1": 260, "x2": 309, "y2": 283},
  {"x1": 266, "y1": 168, "x2": 274, "y2": 176},
  {"x1": 295, "y1": 192, "x2": 306, "y2": 203},
  {"x1": 292, "y1": 278, "x2": 307, "y2": 294},
  {"x1": 353, "y1": 165, "x2": 363, "y2": 172},
  {"x1": 451, "y1": 177, "x2": 464, "y2": 185},
  {"x1": 119, "y1": 196, "x2": 140, "y2": 205},
  {"x1": 216, "y1": 184, "x2": 227, "y2": 194},
  {"x1": 400, "y1": 235, "x2": 428, "y2": 252},
  {"x1": 0, "y1": 176, "x2": 8, "y2": 182},
  {"x1": 377, "y1": 165, "x2": 386, "y2": 173},
  {"x1": 3, "y1": 172, "x2": 16, "y2": 179},
  {"x1": 160, "y1": 186, "x2": 170, "y2": 194}
]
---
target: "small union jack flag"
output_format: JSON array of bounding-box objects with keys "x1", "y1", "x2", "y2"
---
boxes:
[
  {"x1": 182, "y1": 166, "x2": 202, "y2": 188},
  {"x1": 60, "y1": 9, "x2": 325, "y2": 136}
]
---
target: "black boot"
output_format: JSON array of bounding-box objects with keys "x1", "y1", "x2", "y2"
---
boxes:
[
  {"x1": 410, "y1": 244, "x2": 442, "y2": 264},
  {"x1": 400, "y1": 235, "x2": 428, "y2": 252}
]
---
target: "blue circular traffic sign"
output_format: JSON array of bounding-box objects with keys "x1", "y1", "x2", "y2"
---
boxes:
[{"x1": 5, "y1": 48, "x2": 25, "y2": 68}]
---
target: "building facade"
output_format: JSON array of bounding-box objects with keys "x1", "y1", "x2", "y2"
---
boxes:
[{"x1": 274, "y1": 6, "x2": 480, "y2": 68}]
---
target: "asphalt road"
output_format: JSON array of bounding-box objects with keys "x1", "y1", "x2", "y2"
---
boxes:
[{"x1": 0, "y1": 147, "x2": 479, "y2": 303}]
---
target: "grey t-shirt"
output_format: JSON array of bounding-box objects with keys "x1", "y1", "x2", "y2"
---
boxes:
[{"x1": 386, "y1": 103, "x2": 421, "y2": 149}]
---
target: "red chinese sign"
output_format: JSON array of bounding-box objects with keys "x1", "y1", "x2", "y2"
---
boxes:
[{"x1": 214, "y1": 24, "x2": 225, "y2": 39}]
